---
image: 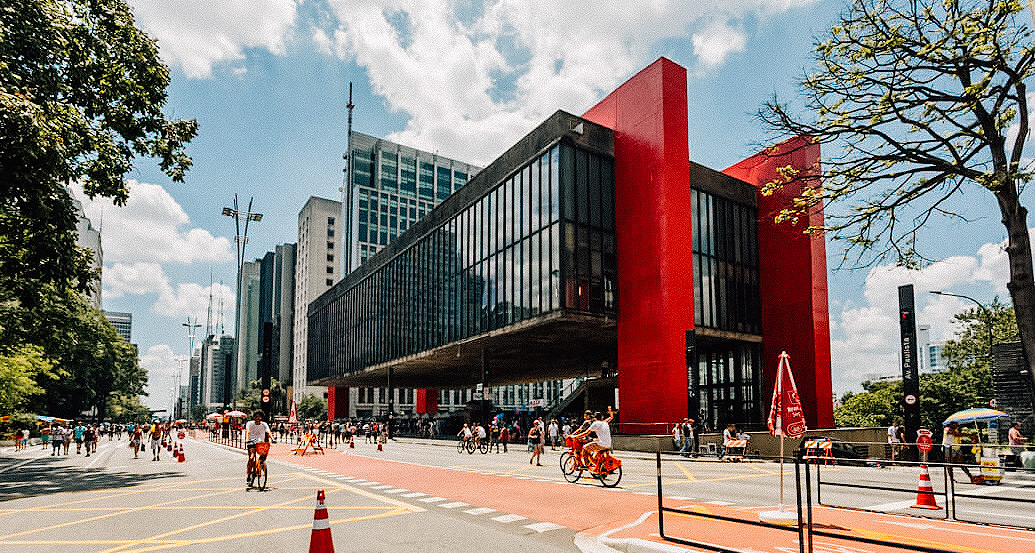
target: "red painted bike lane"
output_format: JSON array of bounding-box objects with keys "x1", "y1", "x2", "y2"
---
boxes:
[{"x1": 245, "y1": 441, "x2": 1035, "y2": 553}]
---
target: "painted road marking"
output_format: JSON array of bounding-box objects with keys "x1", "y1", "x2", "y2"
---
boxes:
[
  {"x1": 667, "y1": 496, "x2": 695, "y2": 500},
  {"x1": 438, "y1": 501, "x2": 469, "y2": 509},
  {"x1": 864, "y1": 500, "x2": 915, "y2": 511},
  {"x1": 400, "y1": 492, "x2": 426, "y2": 498},
  {"x1": 419, "y1": 497, "x2": 446, "y2": 503},
  {"x1": 706, "y1": 501, "x2": 733, "y2": 506},
  {"x1": 492, "y1": 514, "x2": 527, "y2": 523},
  {"x1": 370, "y1": 484, "x2": 394, "y2": 489},
  {"x1": 524, "y1": 522, "x2": 565, "y2": 533},
  {"x1": 464, "y1": 507, "x2": 496, "y2": 515},
  {"x1": 383, "y1": 488, "x2": 408, "y2": 494}
]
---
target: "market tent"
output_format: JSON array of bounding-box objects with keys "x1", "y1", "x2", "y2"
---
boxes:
[{"x1": 942, "y1": 408, "x2": 1011, "y2": 426}]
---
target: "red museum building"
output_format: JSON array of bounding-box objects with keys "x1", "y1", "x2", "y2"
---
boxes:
[{"x1": 309, "y1": 57, "x2": 834, "y2": 433}]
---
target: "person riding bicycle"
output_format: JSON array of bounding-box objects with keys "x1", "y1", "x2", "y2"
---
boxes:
[
  {"x1": 457, "y1": 423, "x2": 472, "y2": 445},
  {"x1": 474, "y1": 422, "x2": 487, "y2": 448},
  {"x1": 571, "y1": 407, "x2": 616, "y2": 468},
  {"x1": 245, "y1": 411, "x2": 273, "y2": 483}
]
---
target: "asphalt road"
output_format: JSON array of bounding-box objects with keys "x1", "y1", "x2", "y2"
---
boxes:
[
  {"x1": 3, "y1": 435, "x2": 1034, "y2": 553},
  {"x1": 0, "y1": 436, "x2": 581, "y2": 553}
]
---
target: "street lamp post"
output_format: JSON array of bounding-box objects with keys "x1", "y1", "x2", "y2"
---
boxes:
[
  {"x1": 222, "y1": 195, "x2": 262, "y2": 410},
  {"x1": 929, "y1": 290, "x2": 994, "y2": 363}
]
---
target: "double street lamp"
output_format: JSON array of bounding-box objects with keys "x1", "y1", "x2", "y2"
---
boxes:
[
  {"x1": 222, "y1": 195, "x2": 262, "y2": 410},
  {"x1": 929, "y1": 290, "x2": 994, "y2": 363}
]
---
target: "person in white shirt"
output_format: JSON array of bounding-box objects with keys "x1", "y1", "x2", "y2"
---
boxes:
[
  {"x1": 245, "y1": 411, "x2": 273, "y2": 482},
  {"x1": 572, "y1": 407, "x2": 616, "y2": 466},
  {"x1": 887, "y1": 419, "x2": 902, "y2": 460}
]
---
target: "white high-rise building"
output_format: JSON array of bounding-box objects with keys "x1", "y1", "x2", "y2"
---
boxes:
[
  {"x1": 293, "y1": 197, "x2": 342, "y2": 404},
  {"x1": 70, "y1": 191, "x2": 102, "y2": 308}
]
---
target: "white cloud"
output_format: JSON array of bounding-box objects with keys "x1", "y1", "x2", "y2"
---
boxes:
[
  {"x1": 103, "y1": 262, "x2": 235, "y2": 321},
  {"x1": 129, "y1": 0, "x2": 299, "y2": 78},
  {"x1": 830, "y1": 230, "x2": 1032, "y2": 393},
  {"x1": 316, "y1": 0, "x2": 816, "y2": 165},
  {"x1": 140, "y1": 344, "x2": 181, "y2": 413},
  {"x1": 79, "y1": 180, "x2": 232, "y2": 265},
  {"x1": 692, "y1": 20, "x2": 747, "y2": 68}
]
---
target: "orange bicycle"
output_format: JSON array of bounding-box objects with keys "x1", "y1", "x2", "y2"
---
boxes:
[
  {"x1": 247, "y1": 442, "x2": 270, "y2": 490},
  {"x1": 560, "y1": 436, "x2": 622, "y2": 487}
]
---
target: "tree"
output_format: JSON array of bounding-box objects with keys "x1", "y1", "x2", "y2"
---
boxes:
[
  {"x1": 237, "y1": 379, "x2": 286, "y2": 417},
  {"x1": 835, "y1": 304, "x2": 1017, "y2": 432},
  {"x1": 106, "y1": 393, "x2": 150, "y2": 423},
  {"x1": 1, "y1": 0, "x2": 196, "y2": 305},
  {"x1": 297, "y1": 394, "x2": 327, "y2": 421},
  {"x1": 761, "y1": 0, "x2": 1035, "y2": 406},
  {"x1": 0, "y1": 344, "x2": 60, "y2": 412}
]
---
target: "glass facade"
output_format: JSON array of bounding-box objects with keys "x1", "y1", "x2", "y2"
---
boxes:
[
  {"x1": 346, "y1": 132, "x2": 480, "y2": 272},
  {"x1": 691, "y1": 188, "x2": 761, "y2": 334},
  {"x1": 309, "y1": 140, "x2": 615, "y2": 380},
  {"x1": 690, "y1": 186, "x2": 763, "y2": 429}
]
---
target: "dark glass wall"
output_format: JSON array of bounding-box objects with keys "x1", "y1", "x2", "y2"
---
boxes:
[
  {"x1": 691, "y1": 188, "x2": 761, "y2": 334},
  {"x1": 309, "y1": 141, "x2": 615, "y2": 379},
  {"x1": 695, "y1": 343, "x2": 762, "y2": 431}
]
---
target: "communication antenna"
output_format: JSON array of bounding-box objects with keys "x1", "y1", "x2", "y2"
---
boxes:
[
  {"x1": 205, "y1": 268, "x2": 214, "y2": 337},
  {"x1": 341, "y1": 82, "x2": 356, "y2": 269},
  {"x1": 216, "y1": 280, "x2": 225, "y2": 335}
]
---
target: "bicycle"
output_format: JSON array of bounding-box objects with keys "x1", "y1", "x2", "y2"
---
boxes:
[
  {"x1": 457, "y1": 437, "x2": 475, "y2": 454},
  {"x1": 248, "y1": 442, "x2": 270, "y2": 490},
  {"x1": 560, "y1": 436, "x2": 622, "y2": 487}
]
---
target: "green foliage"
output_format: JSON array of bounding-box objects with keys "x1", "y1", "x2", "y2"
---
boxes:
[
  {"x1": 297, "y1": 394, "x2": 327, "y2": 421},
  {"x1": 105, "y1": 393, "x2": 150, "y2": 423},
  {"x1": 0, "y1": 344, "x2": 60, "y2": 412},
  {"x1": 0, "y1": 412, "x2": 38, "y2": 436},
  {"x1": 190, "y1": 404, "x2": 209, "y2": 422},
  {"x1": 237, "y1": 379, "x2": 287, "y2": 417},
  {"x1": 835, "y1": 305, "x2": 1015, "y2": 431},
  {"x1": 0, "y1": 0, "x2": 196, "y2": 304},
  {"x1": 761, "y1": 0, "x2": 1034, "y2": 268}
]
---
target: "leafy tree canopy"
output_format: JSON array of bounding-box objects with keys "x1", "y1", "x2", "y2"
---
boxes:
[
  {"x1": 762, "y1": 0, "x2": 1035, "y2": 407},
  {"x1": 0, "y1": 344, "x2": 61, "y2": 412},
  {"x1": 297, "y1": 394, "x2": 327, "y2": 422},
  {"x1": 1, "y1": 0, "x2": 196, "y2": 303}
]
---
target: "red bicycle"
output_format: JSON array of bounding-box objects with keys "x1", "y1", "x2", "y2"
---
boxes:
[{"x1": 559, "y1": 436, "x2": 622, "y2": 487}]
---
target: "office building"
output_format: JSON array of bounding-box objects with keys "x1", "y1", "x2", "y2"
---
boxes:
[
  {"x1": 103, "y1": 311, "x2": 132, "y2": 343},
  {"x1": 343, "y1": 132, "x2": 481, "y2": 272},
  {"x1": 71, "y1": 191, "x2": 103, "y2": 309},
  {"x1": 293, "y1": 197, "x2": 342, "y2": 404}
]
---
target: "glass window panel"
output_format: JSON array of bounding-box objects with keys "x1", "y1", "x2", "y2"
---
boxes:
[
  {"x1": 454, "y1": 171, "x2": 468, "y2": 191},
  {"x1": 521, "y1": 166, "x2": 530, "y2": 238},
  {"x1": 381, "y1": 151, "x2": 398, "y2": 193},
  {"x1": 550, "y1": 146, "x2": 560, "y2": 223},
  {"x1": 400, "y1": 155, "x2": 416, "y2": 197},
  {"x1": 530, "y1": 231, "x2": 541, "y2": 316},
  {"x1": 589, "y1": 153, "x2": 602, "y2": 228},
  {"x1": 504, "y1": 178, "x2": 513, "y2": 246},
  {"x1": 419, "y1": 161, "x2": 435, "y2": 201},
  {"x1": 575, "y1": 149, "x2": 589, "y2": 225},
  {"x1": 530, "y1": 157, "x2": 541, "y2": 234},
  {"x1": 550, "y1": 222, "x2": 560, "y2": 311},
  {"x1": 437, "y1": 166, "x2": 452, "y2": 200},
  {"x1": 601, "y1": 158, "x2": 614, "y2": 231},
  {"x1": 521, "y1": 236, "x2": 532, "y2": 320}
]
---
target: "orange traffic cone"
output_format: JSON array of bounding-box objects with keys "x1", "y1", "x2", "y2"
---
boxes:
[
  {"x1": 177, "y1": 444, "x2": 185, "y2": 462},
  {"x1": 376, "y1": 442, "x2": 383, "y2": 452},
  {"x1": 911, "y1": 464, "x2": 942, "y2": 510},
  {"x1": 349, "y1": 440, "x2": 355, "y2": 449},
  {"x1": 308, "y1": 489, "x2": 334, "y2": 553}
]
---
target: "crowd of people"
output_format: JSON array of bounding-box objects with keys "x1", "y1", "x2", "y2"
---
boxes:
[{"x1": 8, "y1": 421, "x2": 191, "y2": 461}]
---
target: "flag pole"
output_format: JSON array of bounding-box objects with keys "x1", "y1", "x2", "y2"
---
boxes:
[{"x1": 777, "y1": 353, "x2": 785, "y2": 512}]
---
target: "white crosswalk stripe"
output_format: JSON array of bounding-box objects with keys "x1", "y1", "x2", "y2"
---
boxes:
[
  {"x1": 523, "y1": 522, "x2": 565, "y2": 533},
  {"x1": 400, "y1": 492, "x2": 426, "y2": 498},
  {"x1": 463, "y1": 508, "x2": 496, "y2": 515},
  {"x1": 491, "y1": 514, "x2": 527, "y2": 523},
  {"x1": 419, "y1": 497, "x2": 446, "y2": 503},
  {"x1": 438, "y1": 501, "x2": 468, "y2": 509}
]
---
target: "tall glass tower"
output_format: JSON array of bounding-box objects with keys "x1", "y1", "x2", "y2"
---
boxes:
[{"x1": 343, "y1": 132, "x2": 481, "y2": 272}]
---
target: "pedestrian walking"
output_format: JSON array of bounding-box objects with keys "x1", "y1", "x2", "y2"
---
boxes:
[
  {"x1": 131, "y1": 426, "x2": 143, "y2": 458},
  {"x1": 499, "y1": 425, "x2": 510, "y2": 453},
  {"x1": 548, "y1": 419, "x2": 560, "y2": 450},
  {"x1": 51, "y1": 425, "x2": 64, "y2": 456},
  {"x1": 887, "y1": 418, "x2": 903, "y2": 461},
  {"x1": 41, "y1": 424, "x2": 51, "y2": 451},
  {"x1": 528, "y1": 423, "x2": 544, "y2": 466},
  {"x1": 73, "y1": 422, "x2": 86, "y2": 454},
  {"x1": 149, "y1": 423, "x2": 162, "y2": 461},
  {"x1": 679, "y1": 418, "x2": 695, "y2": 457}
]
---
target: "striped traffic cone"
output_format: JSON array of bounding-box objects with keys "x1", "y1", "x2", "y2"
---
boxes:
[
  {"x1": 308, "y1": 489, "x2": 334, "y2": 553},
  {"x1": 911, "y1": 464, "x2": 942, "y2": 510},
  {"x1": 176, "y1": 443, "x2": 185, "y2": 462}
]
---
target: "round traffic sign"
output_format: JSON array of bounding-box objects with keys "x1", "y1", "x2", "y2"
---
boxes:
[
  {"x1": 917, "y1": 434, "x2": 933, "y2": 453},
  {"x1": 904, "y1": 394, "x2": 917, "y2": 405}
]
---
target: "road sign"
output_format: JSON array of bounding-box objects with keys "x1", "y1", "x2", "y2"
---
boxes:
[
  {"x1": 261, "y1": 388, "x2": 270, "y2": 403},
  {"x1": 528, "y1": 399, "x2": 544, "y2": 408},
  {"x1": 904, "y1": 394, "x2": 917, "y2": 405},
  {"x1": 473, "y1": 392, "x2": 483, "y2": 401},
  {"x1": 917, "y1": 435, "x2": 933, "y2": 453},
  {"x1": 989, "y1": 398, "x2": 998, "y2": 408}
]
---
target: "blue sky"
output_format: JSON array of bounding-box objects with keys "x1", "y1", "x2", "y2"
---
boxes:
[{"x1": 80, "y1": 0, "x2": 1027, "y2": 414}]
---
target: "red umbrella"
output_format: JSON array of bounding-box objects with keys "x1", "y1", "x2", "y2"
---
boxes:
[{"x1": 767, "y1": 351, "x2": 807, "y2": 512}]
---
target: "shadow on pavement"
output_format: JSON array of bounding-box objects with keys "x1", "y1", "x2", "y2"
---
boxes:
[{"x1": 0, "y1": 456, "x2": 185, "y2": 501}]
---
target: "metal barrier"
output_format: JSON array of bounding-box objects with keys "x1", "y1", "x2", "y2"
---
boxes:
[{"x1": 657, "y1": 451, "x2": 963, "y2": 553}]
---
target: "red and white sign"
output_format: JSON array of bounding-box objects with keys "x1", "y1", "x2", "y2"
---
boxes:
[
  {"x1": 917, "y1": 435, "x2": 933, "y2": 453},
  {"x1": 767, "y1": 351, "x2": 807, "y2": 439},
  {"x1": 288, "y1": 401, "x2": 298, "y2": 424},
  {"x1": 528, "y1": 399, "x2": 544, "y2": 408}
]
